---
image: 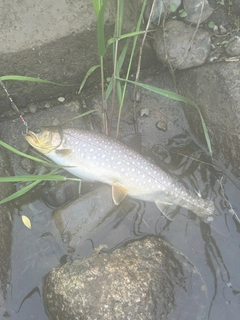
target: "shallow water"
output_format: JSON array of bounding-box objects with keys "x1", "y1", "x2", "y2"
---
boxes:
[{"x1": 4, "y1": 131, "x2": 240, "y2": 319}]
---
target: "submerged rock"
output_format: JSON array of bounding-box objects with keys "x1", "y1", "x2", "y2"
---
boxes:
[
  {"x1": 52, "y1": 185, "x2": 115, "y2": 252},
  {"x1": 43, "y1": 237, "x2": 208, "y2": 320}
]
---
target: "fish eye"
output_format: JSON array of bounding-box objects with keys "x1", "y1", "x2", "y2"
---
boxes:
[{"x1": 32, "y1": 127, "x2": 42, "y2": 134}]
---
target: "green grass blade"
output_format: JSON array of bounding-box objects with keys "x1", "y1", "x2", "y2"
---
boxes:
[
  {"x1": 106, "y1": 30, "x2": 154, "y2": 50},
  {"x1": 0, "y1": 75, "x2": 71, "y2": 86},
  {"x1": 97, "y1": 0, "x2": 108, "y2": 57},
  {"x1": 105, "y1": 37, "x2": 131, "y2": 101},
  {"x1": 78, "y1": 65, "x2": 100, "y2": 94},
  {"x1": 0, "y1": 140, "x2": 51, "y2": 165},
  {"x1": 117, "y1": 0, "x2": 124, "y2": 40},
  {"x1": 0, "y1": 180, "x2": 41, "y2": 205},
  {"x1": 0, "y1": 140, "x2": 76, "y2": 168},
  {"x1": 116, "y1": 0, "x2": 148, "y2": 136},
  {"x1": 0, "y1": 174, "x2": 81, "y2": 182},
  {"x1": 0, "y1": 174, "x2": 67, "y2": 182},
  {"x1": 61, "y1": 109, "x2": 98, "y2": 126},
  {"x1": 117, "y1": 78, "x2": 212, "y2": 156},
  {"x1": 92, "y1": 0, "x2": 102, "y2": 17},
  {"x1": 0, "y1": 169, "x2": 81, "y2": 204}
]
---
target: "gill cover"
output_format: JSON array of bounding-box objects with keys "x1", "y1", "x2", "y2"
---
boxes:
[{"x1": 25, "y1": 126, "x2": 64, "y2": 154}]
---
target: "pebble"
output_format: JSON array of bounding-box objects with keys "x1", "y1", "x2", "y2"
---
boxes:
[
  {"x1": 156, "y1": 120, "x2": 167, "y2": 131},
  {"x1": 28, "y1": 103, "x2": 38, "y2": 114},
  {"x1": 140, "y1": 108, "x2": 150, "y2": 117},
  {"x1": 43, "y1": 102, "x2": 51, "y2": 109}
]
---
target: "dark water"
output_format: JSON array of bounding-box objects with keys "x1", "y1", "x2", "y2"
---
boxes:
[{"x1": 5, "y1": 133, "x2": 240, "y2": 319}]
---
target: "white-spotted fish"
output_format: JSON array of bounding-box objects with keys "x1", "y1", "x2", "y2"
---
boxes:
[{"x1": 25, "y1": 126, "x2": 214, "y2": 219}]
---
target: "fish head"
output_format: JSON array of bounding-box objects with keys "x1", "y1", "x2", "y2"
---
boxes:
[{"x1": 25, "y1": 126, "x2": 63, "y2": 154}]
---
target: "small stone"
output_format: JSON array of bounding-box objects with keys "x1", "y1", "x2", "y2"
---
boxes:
[
  {"x1": 140, "y1": 108, "x2": 150, "y2": 117},
  {"x1": 219, "y1": 25, "x2": 227, "y2": 35},
  {"x1": 58, "y1": 97, "x2": 65, "y2": 102},
  {"x1": 156, "y1": 120, "x2": 167, "y2": 131},
  {"x1": 28, "y1": 103, "x2": 37, "y2": 114},
  {"x1": 213, "y1": 25, "x2": 219, "y2": 35},
  {"x1": 43, "y1": 102, "x2": 51, "y2": 109}
]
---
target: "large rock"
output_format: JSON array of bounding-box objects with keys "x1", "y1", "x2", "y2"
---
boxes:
[
  {"x1": 183, "y1": 0, "x2": 213, "y2": 23},
  {"x1": 154, "y1": 20, "x2": 211, "y2": 70},
  {"x1": 176, "y1": 61, "x2": 240, "y2": 170},
  {"x1": 43, "y1": 237, "x2": 208, "y2": 320}
]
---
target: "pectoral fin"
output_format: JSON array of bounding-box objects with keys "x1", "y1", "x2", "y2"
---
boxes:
[
  {"x1": 112, "y1": 185, "x2": 128, "y2": 205},
  {"x1": 55, "y1": 149, "x2": 72, "y2": 157},
  {"x1": 155, "y1": 201, "x2": 179, "y2": 221}
]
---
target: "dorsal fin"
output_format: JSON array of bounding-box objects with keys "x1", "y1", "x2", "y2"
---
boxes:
[
  {"x1": 121, "y1": 132, "x2": 142, "y2": 154},
  {"x1": 112, "y1": 185, "x2": 128, "y2": 205}
]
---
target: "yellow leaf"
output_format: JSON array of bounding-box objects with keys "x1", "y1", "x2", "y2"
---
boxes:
[{"x1": 21, "y1": 215, "x2": 31, "y2": 229}]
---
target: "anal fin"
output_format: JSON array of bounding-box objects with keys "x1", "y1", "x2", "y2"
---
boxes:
[
  {"x1": 112, "y1": 185, "x2": 128, "y2": 205},
  {"x1": 155, "y1": 201, "x2": 179, "y2": 221}
]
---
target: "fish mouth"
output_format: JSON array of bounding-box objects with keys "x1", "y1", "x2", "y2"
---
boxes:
[
  {"x1": 25, "y1": 131, "x2": 39, "y2": 146},
  {"x1": 25, "y1": 126, "x2": 64, "y2": 154}
]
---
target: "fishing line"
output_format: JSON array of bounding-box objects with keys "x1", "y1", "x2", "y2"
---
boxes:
[{"x1": 0, "y1": 80, "x2": 28, "y2": 132}]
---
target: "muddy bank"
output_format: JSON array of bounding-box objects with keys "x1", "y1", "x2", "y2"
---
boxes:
[{"x1": 0, "y1": 146, "x2": 14, "y2": 317}]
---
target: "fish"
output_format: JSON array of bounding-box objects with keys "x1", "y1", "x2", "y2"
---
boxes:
[{"x1": 25, "y1": 126, "x2": 214, "y2": 220}]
